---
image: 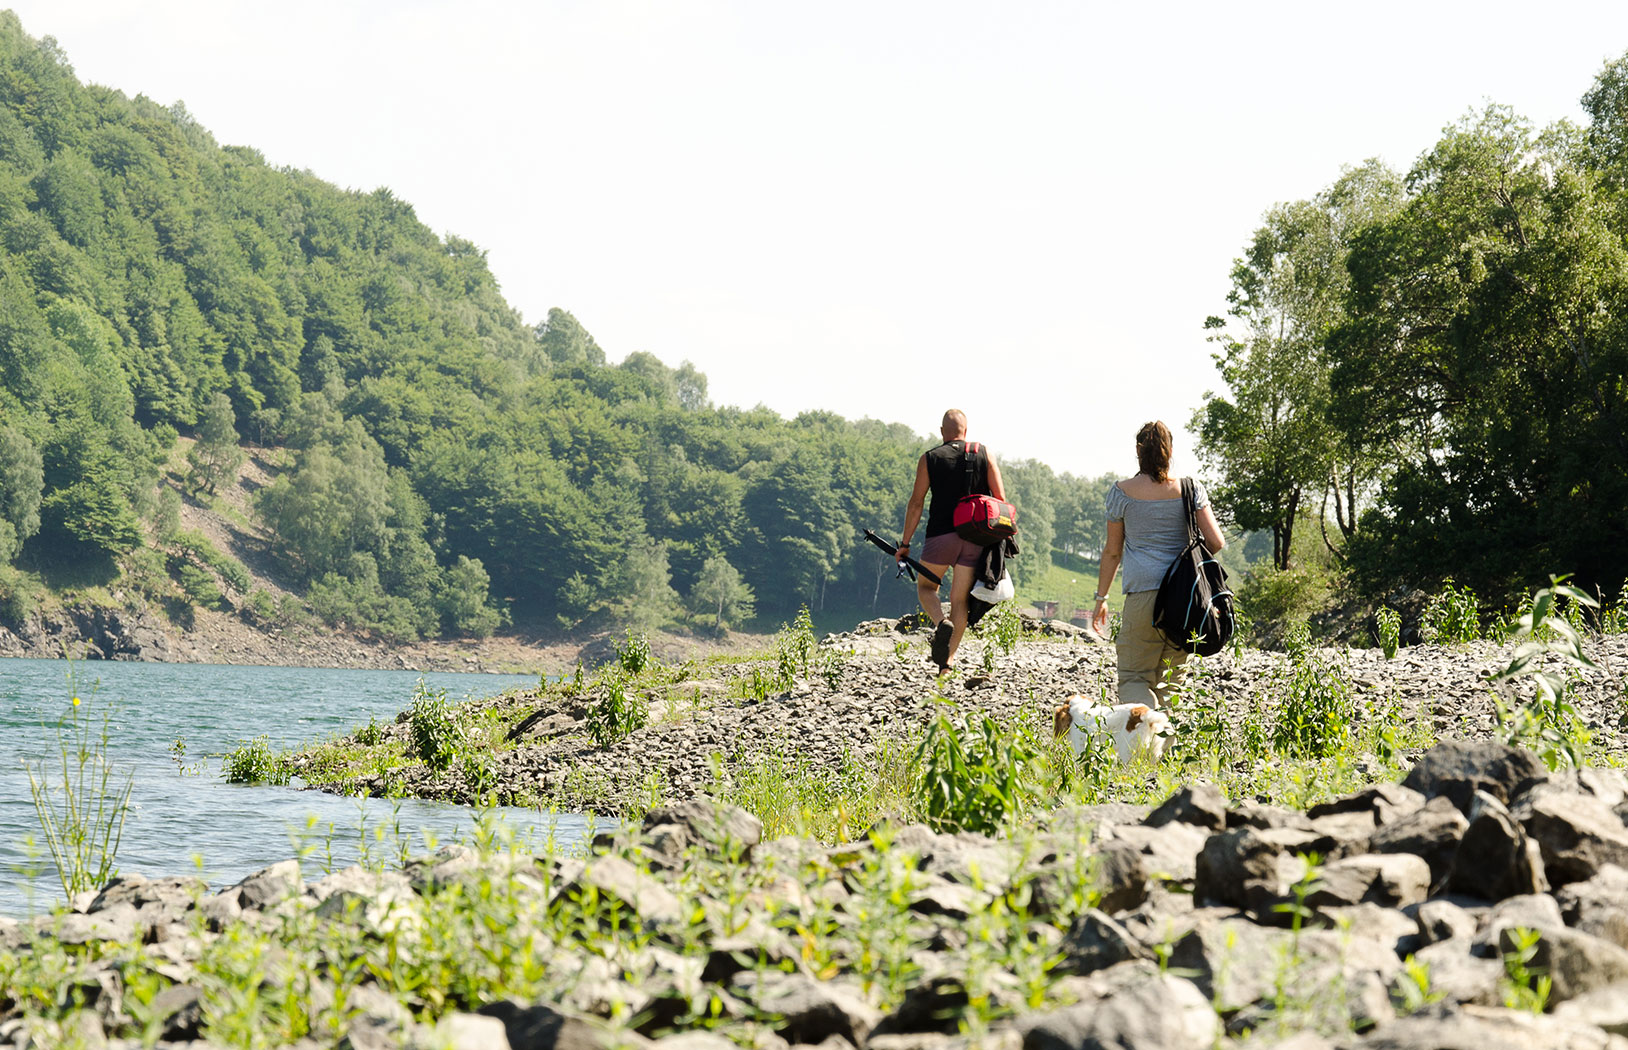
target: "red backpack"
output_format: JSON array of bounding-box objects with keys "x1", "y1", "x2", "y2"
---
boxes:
[{"x1": 951, "y1": 442, "x2": 1018, "y2": 545}]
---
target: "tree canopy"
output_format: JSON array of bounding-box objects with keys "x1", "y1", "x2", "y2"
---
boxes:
[
  {"x1": 0, "y1": 15, "x2": 1097, "y2": 636},
  {"x1": 1200, "y1": 71, "x2": 1628, "y2": 603}
]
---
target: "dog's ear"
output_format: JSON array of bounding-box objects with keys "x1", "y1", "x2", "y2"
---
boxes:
[
  {"x1": 1124, "y1": 705, "x2": 1149, "y2": 732},
  {"x1": 1053, "y1": 705, "x2": 1072, "y2": 738}
]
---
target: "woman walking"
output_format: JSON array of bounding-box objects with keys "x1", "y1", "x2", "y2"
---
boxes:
[{"x1": 1089, "y1": 421, "x2": 1226, "y2": 708}]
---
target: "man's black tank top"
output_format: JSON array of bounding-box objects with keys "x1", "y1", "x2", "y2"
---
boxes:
[{"x1": 924, "y1": 440, "x2": 989, "y2": 537}]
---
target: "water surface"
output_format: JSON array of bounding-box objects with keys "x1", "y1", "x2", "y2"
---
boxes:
[{"x1": 0, "y1": 658, "x2": 590, "y2": 917}]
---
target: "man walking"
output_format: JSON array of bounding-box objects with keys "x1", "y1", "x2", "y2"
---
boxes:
[{"x1": 896, "y1": 409, "x2": 1007, "y2": 674}]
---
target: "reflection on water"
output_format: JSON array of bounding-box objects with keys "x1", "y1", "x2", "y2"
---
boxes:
[{"x1": 1, "y1": 658, "x2": 592, "y2": 916}]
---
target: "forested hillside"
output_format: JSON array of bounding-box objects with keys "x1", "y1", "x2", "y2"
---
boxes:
[
  {"x1": 0, "y1": 14, "x2": 1107, "y2": 641},
  {"x1": 1197, "y1": 59, "x2": 1628, "y2": 612}
]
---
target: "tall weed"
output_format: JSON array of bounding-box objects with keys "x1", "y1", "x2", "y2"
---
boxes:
[
  {"x1": 586, "y1": 674, "x2": 648, "y2": 747},
  {"x1": 408, "y1": 680, "x2": 465, "y2": 771},
  {"x1": 1491, "y1": 576, "x2": 1597, "y2": 770},
  {"x1": 774, "y1": 608, "x2": 818, "y2": 685},
  {"x1": 616, "y1": 630, "x2": 652, "y2": 675},
  {"x1": 1375, "y1": 607, "x2": 1401, "y2": 659},
  {"x1": 1600, "y1": 585, "x2": 1627, "y2": 634},
  {"x1": 24, "y1": 677, "x2": 133, "y2": 899},
  {"x1": 222, "y1": 735, "x2": 291, "y2": 785},
  {"x1": 1272, "y1": 623, "x2": 1357, "y2": 759},
  {"x1": 913, "y1": 703, "x2": 1042, "y2": 835},
  {"x1": 1424, "y1": 580, "x2": 1480, "y2": 644}
]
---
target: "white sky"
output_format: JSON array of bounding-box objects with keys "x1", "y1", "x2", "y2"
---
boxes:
[{"x1": 11, "y1": 1, "x2": 1628, "y2": 478}]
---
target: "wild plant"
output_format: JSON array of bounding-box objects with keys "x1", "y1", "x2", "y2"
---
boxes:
[
  {"x1": 460, "y1": 750, "x2": 499, "y2": 800},
  {"x1": 1270, "y1": 853, "x2": 1325, "y2": 1016},
  {"x1": 892, "y1": 639, "x2": 911, "y2": 663},
  {"x1": 24, "y1": 679, "x2": 133, "y2": 899},
  {"x1": 1600, "y1": 584, "x2": 1628, "y2": 634},
  {"x1": 1500, "y1": 926, "x2": 1551, "y2": 1014},
  {"x1": 1562, "y1": 591, "x2": 1592, "y2": 635},
  {"x1": 1492, "y1": 672, "x2": 1592, "y2": 771},
  {"x1": 222, "y1": 735, "x2": 292, "y2": 785},
  {"x1": 815, "y1": 646, "x2": 851, "y2": 689},
  {"x1": 1053, "y1": 705, "x2": 1121, "y2": 802},
  {"x1": 1360, "y1": 692, "x2": 1432, "y2": 771},
  {"x1": 354, "y1": 716, "x2": 385, "y2": 746},
  {"x1": 1394, "y1": 956, "x2": 1444, "y2": 1015},
  {"x1": 743, "y1": 665, "x2": 778, "y2": 704},
  {"x1": 408, "y1": 679, "x2": 465, "y2": 771},
  {"x1": 168, "y1": 735, "x2": 208, "y2": 776},
  {"x1": 586, "y1": 673, "x2": 648, "y2": 747},
  {"x1": 1375, "y1": 607, "x2": 1401, "y2": 659},
  {"x1": 1166, "y1": 656, "x2": 1233, "y2": 771},
  {"x1": 988, "y1": 600, "x2": 1023, "y2": 656},
  {"x1": 1423, "y1": 579, "x2": 1480, "y2": 644},
  {"x1": 775, "y1": 608, "x2": 818, "y2": 684},
  {"x1": 980, "y1": 637, "x2": 998, "y2": 675},
  {"x1": 913, "y1": 702, "x2": 1042, "y2": 834},
  {"x1": 1491, "y1": 576, "x2": 1599, "y2": 770},
  {"x1": 1272, "y1": 626, "x2": 1357, "y2": 759},
  {"x1": 631, "y1": 767, "x2": 668, "y2": 817},
  {"x1": 616, "y1": 630, "x2": 652, "y2": 675},
  {"x1": 845, "y1": 832, "x2": 927, "y2": 1004}
]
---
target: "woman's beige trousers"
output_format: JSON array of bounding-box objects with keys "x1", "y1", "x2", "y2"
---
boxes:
[{"x1": 1116, "y1": 589, "x2": 1189, "y2": 709}]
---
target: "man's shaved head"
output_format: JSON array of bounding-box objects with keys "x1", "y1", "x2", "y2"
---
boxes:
[{"x1": 941, "y1": 409, "x2": 967, "y2": 438}]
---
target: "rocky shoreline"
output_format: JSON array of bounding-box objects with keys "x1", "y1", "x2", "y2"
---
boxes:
[
  {"x1": 11, "y1": 740, "x2": 1628, "y2": 1047},
  {"x1": 291, "y1": 616, "x2": 1628, "y2": 815},
  {"x1": 0, "y1": 600, "x2": 763, "y2": 674}
]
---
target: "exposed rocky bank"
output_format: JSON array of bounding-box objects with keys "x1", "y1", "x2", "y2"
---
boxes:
[
  {"x1": 13, "y1": 741, "x2": 1628, "y2": 1047},
  {"x1": 299, "y1": 615, "x2": 1628, "y2": 815},
  {"x1": 0, "y1": 599, "x2": 762, "y2": 674}
]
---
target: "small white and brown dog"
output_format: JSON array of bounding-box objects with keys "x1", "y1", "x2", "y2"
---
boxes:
[{"x1": 1052, "y1": 694, "x2": 1173, "y2": 765}]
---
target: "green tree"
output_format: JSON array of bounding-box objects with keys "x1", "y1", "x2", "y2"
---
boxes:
[
  {"x1": 689, "y1": 553, "x2": 755, "y2": 632},
  {"x1": 254, "y1": 423, "x2": 390, "y2": 578},
  {"x1": 999, "y1": 459, "x2": 1056, "y2": 591},
  {"x1": 536, "y1": 308, "x2": 605, "y2": 367},
  {"x1": 1196, "y1": 160, "x2": 1403, "y2": 570},
  {"x1": 437, "y1": 555, "x2": 502, "y2": 638},
  {"x1": 185, "y1": 392, "x2": 245, "y2": 495},
  {"x1": 741, "y1": 445, "x2": 852, "y2": 613},
  {"x1": 0, "y1": 426, "x2": 43, "y2": 563},
  {"x1": 36, "y1": 420, "x2": 144, "y2": 558},
  {"x1": 1052, "y1": 473, "x2": 1115, "y2": 561},
  {"x1": 1333, "y1": 105, "x2": 1628, "y2": 597},
  {"x1": 614, "y1": 538, "x2": 679, "y2": 633}
]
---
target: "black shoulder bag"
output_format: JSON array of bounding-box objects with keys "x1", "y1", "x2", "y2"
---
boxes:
[{"x1": 1152, "y1": 478, "x2": 1235, "y2": 656}]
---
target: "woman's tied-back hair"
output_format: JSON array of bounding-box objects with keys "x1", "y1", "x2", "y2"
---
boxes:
[{"x1": 1136, "y1": 421, "x2": 1172, "y2": 481}]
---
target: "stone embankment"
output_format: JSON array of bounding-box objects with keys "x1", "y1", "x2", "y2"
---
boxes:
[
  {"x1": 11, "y1": 741, "x2": 1628, "y2": 1047},
  {"x1": 309, "y1": 615, "x2": 1628, "y2": 813}
]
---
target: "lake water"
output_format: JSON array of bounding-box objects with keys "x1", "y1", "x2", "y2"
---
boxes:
[{"x1": 0, "y1": 658, "x2": 592, "y2": 917}]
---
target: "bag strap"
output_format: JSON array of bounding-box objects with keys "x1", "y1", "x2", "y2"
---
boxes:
[
  {"x1": 961, "y1": 441, "x2": 982, "y2": 497},
  {"x1": 1181, "y1": 477, "x2": 1200, "y2": 545}
]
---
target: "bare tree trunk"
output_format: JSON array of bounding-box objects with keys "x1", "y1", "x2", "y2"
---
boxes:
[{"x1": 1276, "y1": 488, "x2": 1300, "y2": 571}]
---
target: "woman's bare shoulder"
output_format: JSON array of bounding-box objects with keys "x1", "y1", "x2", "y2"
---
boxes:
[{"x1": 1119, "y1": 475, "x2": 1181, "y2": 500}]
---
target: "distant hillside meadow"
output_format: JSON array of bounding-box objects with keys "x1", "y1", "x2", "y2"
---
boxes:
[{"x1": 0, "y1": 13, "x2": 1114, "y2": 644}]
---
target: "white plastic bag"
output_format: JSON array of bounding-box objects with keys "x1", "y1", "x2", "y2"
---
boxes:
[{"x1": 970, "y1": 571, "x2": 1014, "y2": 603}]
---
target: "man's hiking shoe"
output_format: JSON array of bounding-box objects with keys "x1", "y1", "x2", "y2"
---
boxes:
[{"x1": 930, "y1": 621, "x2": 953, "y2": 670}]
